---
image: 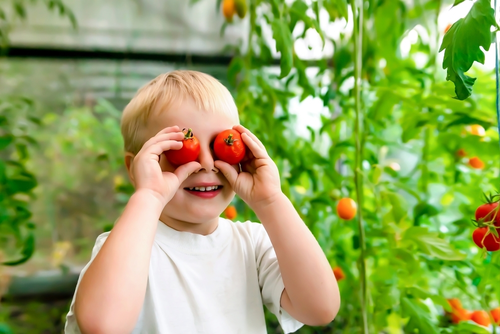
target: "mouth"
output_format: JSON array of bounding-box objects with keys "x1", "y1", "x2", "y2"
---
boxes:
[{"x1": 183, "y1": 185, "x2": 223, "y2": 198}]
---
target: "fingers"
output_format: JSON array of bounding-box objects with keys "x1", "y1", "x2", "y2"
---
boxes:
[
  {"x1": 174, "y1": 161, "x2": 202, "y2": 183},
  {"x1": 233, "y1": 125, "x2": 265, "y2": 150},
  {"x1": 240, "y1": 133, "x2": 268, "y2": 160},
  {"x1": 141, "y1": 131, "x2": 185, "y2": 156},
  {"x1": 214, "y1": 160, "x2": 239, "y2": 187}
]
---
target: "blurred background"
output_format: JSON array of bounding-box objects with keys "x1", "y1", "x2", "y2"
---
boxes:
[{"x1": 1, "y1": 0, "x2": 500, "y2": 333}]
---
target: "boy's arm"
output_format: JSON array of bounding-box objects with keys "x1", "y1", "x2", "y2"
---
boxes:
[
  {"x1": 215, "y1": 125, "x2": 340, "y2": 326},
  {"x1": 74, "y1": 126, "x2": 201, "y2": 334},
  {"x1": 74, "y1": 191, "x2": 163, "y2": 334},
  {"x1": 254, "y1": 194, "x2": 340, "y2": 326}
]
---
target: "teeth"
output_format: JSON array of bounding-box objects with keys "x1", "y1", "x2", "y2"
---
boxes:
[{"x1": 189, "y1": 186, "x2": 220, "y2": 192}]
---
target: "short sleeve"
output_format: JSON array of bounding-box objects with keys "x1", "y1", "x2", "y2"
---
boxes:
[
  {"x1": 64, "y1": 232, "x2": 110, "y2": 334},
  {"x1": 253, "y1": 224, "x2": 303, "y2": 334}
]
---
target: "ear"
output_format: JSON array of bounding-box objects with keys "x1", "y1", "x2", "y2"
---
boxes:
[{"x1": 124, "y1": 152, "x2": 136, "y2": 187}]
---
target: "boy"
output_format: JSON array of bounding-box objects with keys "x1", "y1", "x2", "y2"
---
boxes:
[{"x1": 64, "y1": 70, "x2": 340, "y2": 333}]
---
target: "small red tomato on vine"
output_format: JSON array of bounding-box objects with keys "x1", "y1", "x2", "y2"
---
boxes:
[
  {"x1": 475, "y1": 202, "x2": 500, "y2": 227},
  {"x1": 468, "y1": 157, "x2": 484, "y2": 169},
  {"x1": 332, "y1": 266, "x2": 345, "y2": 281},
  {"x1": 337, "y1": 198, "x2": 357, "y2": 220},
  {"x1": 214, "y1": 129, "x2": 246, "y2": 165},
  {"x1": 164, "y1": 128, "x2": 200, "y2": 166},
  {"x1": 472, "y1": 227, "x2": 500, "y2": 252},
  {"x1": 470, "y1": 310, "x2": 491, "y2": 327}
]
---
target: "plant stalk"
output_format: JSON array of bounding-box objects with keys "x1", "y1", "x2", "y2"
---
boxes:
[{"x1": 350, "y1": 0, "x2": 369, "y2": 333}]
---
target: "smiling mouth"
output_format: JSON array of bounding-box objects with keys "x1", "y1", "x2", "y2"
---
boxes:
[{"x1": 184, "y1": 186, "x2": 223, "y2": 192}]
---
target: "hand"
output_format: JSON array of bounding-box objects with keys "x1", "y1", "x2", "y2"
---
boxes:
[
  {"x1": 129, "y1": 126, "x2": 202, "y2": 206},
  {"x1": 215, "y1": 125, "x2": 282, "y2": 209}
]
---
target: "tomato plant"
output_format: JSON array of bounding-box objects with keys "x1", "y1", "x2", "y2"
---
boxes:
[{"x1": 164, "y1": 128, "x2": 201, "y2": 166}]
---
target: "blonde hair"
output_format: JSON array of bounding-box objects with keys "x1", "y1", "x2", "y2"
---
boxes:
[{"x1": 121, "y1": 70, "x2": 239, "y2": 154}]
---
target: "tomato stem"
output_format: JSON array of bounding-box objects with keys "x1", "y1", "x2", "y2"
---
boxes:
[{"x1": 224, "y1": 133, "x2": 235, "y2": 145}]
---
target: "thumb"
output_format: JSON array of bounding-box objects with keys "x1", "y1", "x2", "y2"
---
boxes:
[
  {"x1": 214, "y1": 161, "x2": 239, "y2": 188},
  {"x1": 173, "y1": 161, "x2": 202, "y2": 182}
]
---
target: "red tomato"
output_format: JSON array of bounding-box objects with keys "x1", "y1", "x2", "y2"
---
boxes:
[
  {"x1": 333, "y1": 266, "x2": 345, "y2": 281},
  {"x1": 475, "y1": 202, "x2": 500, "y2": 227},
  {"x1": 472, "y1": 227, "x2": 500, "y2": 251},
  {"x1": 470, "y1": 310, "x2": 491, "y2": 327},
  {"x1": 490, "y1": 307, "x2": 500, "y2": 324},
  {"x1": 164, "y1": 128, "x2": 200, "y2": 166},
  {"x1": 469, "y1": 157, "x2": 484, "y2": 169},
  {"x1": 213, "y1": 129, "x2": 246, "y2": 165}
]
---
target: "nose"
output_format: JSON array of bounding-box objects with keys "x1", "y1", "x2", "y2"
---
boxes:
[{"x1": 197, "y1": 142, "x2": 218, "y2": 173}]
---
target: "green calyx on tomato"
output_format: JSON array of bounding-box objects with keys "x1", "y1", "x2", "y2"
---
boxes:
[
  {"x1": 164, "y1": 128, "x2": 200, "y2": 166},
  {"x1": 473, "y1": 193, "x2": 500, "y2": 228},
  {"x1": 213, "y1": 129, "x2": 246, "y2": 165}
]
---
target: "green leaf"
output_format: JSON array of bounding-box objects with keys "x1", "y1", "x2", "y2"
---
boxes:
[
  {"x1": 453, "y1": 0, "x2": 467, "y2": 7},
  {"x1": 439, "y1": 0, "x2": 499, "y2": 99},
  {"x1": 290, "y1": 0, "x2": 325, "y2": 47},
  {"x1": 228, "y1": 56, "x2": 245, "y2": 86},
  {"x1": 455, "y1": 322, "x2": 491, "y2": 333},
  {"x1": 0, "y1": 135, "x2": 13, "y2": 150},
  {"x1": 401, "y1": 297, "x2": 439, "y2": 334},
  {"x1": 270, "y1": 0, "x2": 281, "y2": 18},
  {"x1": 403, "y1": 226, "x2": 466, "y2": 260},
  {"x1": 381, "y1": 191, "x2": 408, "y2": 224},
  {"x1": 413, "y1": 202, "x2": 439, "y2": 225},
  {"x1": 2, "y1": 231, "x2": 35, "y2": 266},
  {"x1": 271, "y1": 19, "x2": 294, "y2": 78}
]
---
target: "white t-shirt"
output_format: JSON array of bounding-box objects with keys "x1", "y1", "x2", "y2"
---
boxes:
[{"x1": 64, "y1": 218, "x2": 303, "y2": 334}]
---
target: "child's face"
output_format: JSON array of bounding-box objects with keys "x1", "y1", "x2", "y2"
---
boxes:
[{"x1": 144, "y1": 97, "x2": 238, "y2": 234}]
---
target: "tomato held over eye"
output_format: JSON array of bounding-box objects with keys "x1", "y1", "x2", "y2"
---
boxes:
[
  {"x1": 213, "y1": 129, "x2": 246, "y2": 165},
  {"x1": 472, "y1": 227, "x2": 500, "y2": 252},
  {"x1": 164, "y1": 128, "x2": 200, "y2": 166}
]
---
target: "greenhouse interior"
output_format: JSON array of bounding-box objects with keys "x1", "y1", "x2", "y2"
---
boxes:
[{"x1": 2, "y1": 0, "x2": 500, "y2": 333}]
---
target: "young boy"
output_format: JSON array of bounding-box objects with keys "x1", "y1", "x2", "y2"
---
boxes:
[{"x1": 64, "y1": 70, "x2": 340, "y2": 334}]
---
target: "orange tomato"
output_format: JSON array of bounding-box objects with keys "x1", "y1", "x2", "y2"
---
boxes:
[
  {"x1": 224, "y1": 205, "x2": 237, "y2": 220},
  {"x1": 451, "y1": 308, "x2": 471, "y2": 324},
  {"x1": 222, "y1": 0, "x2": 235, "y2": 22},
  {"x1": 332, "y1": 266, "x2": 345, "y2": 281},
  {"x1": 469, "y1": 157, "x2": 485, "y2": 169},
  {"x1": 470, "y1": 124, "x2": 486, "y2": 136},
  {"x1": 470, "y1": 310, "x2": 491, "y2": 327},
  {"x1": 337, "y1": 198, "x2": 357, "y2": 220},
  {"x1": 444, "y1": 23, "x2": 452, "y2": 33},
  {"x1": 447, "y1": 298, "x2": 463, "y2": 310},
  {"x1": 491, "y1": 307, "x2": 500, "y2": 324}
]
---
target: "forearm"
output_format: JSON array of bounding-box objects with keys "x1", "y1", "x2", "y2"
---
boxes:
[
  {"x1": 75, "y1": 190, "x2": 164, "y2": 334},
  {"x1": 254, "y1": 194, "x2": 340, "y2": 325}
]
